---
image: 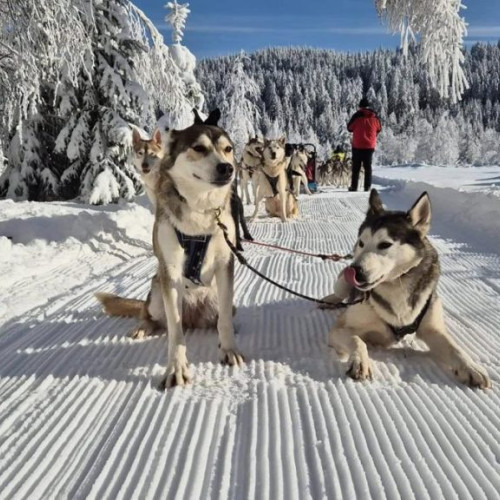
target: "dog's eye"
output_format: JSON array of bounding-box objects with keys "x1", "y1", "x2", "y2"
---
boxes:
[
  {"x1": 193, "y1": 145, "x2": 207, "y2": 153},
  {"x1": 358, "y1": 240, "x2": 365, "y2": 248},
  {"x1": 378, "y1": 242, "x2": 393, "y2": 250},
  {"x1": 224, "y1": 146, "x2": 233, "y2": 153},
  {"x1": 137, "y1": 151, "x2": 144, "y2": 156}
]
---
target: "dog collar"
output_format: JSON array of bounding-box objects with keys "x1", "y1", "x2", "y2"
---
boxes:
[{"x1": 385, "y1": 294, "x2": 433, "y2": 340}]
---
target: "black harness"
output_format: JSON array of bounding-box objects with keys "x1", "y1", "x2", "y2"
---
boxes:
[
  {"x1": 384, "y1": 294, "x2": 433, "y2": 340},
  {"x1": 174, "y1": 229, "x2": 212, "y2": 285},
  {"x1": 263, "y1": 172, "x2": 280, "y2": 197}
]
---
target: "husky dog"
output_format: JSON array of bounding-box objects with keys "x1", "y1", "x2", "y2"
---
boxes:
[
  {"x1": 288, "y1": 146, "x2": 312, "y2": 196},
  {"x1": 251, "y1": 136, "x2": 299, "y2": 222},
  {"x1": 323, "y1": 189, "x2": 491, "y2": 388},
  {"x1": 97, "y1": 109, "x2": 245, "y2": 388},
  {"x1": 131, "y1": 128, "x2": 165, "y2": 207},
  {"x1": 238, "y1": 137, "x2": 264, "y2": 205}
]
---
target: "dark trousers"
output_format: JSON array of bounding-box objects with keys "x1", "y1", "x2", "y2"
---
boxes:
[{"x1": 351, "y1": 148, "x2": 374, "y2": 191}]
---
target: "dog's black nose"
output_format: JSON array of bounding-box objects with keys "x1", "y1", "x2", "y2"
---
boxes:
[
  {"x1": 351, "y1": 265, "x2": 367, "y2": 285},
  {"x1": 216, "y1": 162, "x2": 234, "y2": 177},
  {"x1": 271, "y1": 153, "x2": 276, "y2": 159}
]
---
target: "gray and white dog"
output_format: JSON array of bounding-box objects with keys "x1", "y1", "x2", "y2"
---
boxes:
[
  {"x1": 323, "y1": 189, "x2": 491, "y2": 389},
  {"x1": 97, "y1": 110, "x2": 245, "y2": 389}
]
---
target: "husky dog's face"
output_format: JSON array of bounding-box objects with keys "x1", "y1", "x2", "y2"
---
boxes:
[
  {"x1": 166, "y1": 124, "x2": 235, "y2": 188},
  {"x1": 132, "y1": 128, "x2": 164, "y2": 176},
  {"x1": 245, "y1": 137, "x2": 264, "y2": 157},
  {"x1": 263, "y1": 136, "x2": 286, "y2": 164},
  {"x1": 345, "y1": 189, "x2": 432, "y2": 291}
]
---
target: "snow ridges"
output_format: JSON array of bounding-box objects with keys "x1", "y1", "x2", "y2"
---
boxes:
[{"x1": 0, "y1": 189, "x2": 500, "y2": 498}]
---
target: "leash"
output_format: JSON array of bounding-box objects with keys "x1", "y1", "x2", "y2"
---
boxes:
[
  {"x1": 242, "y1": 239, "x2": 352, "y2": 262},
  {"x1": 213, "y1": 208, "x2": 361, "y2": 308}
]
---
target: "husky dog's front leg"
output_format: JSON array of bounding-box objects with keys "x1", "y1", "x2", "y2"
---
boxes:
[
  {"x1": 279, "y1": 187, "x2": 288, "y2": 223},
  {"x1": 416, "y1": 298, "x2": 491, "y2": 388},
  {"x1": 299, "y1": 170, "x2": 312, "y2": 195},
  {"x1": 158, "y1": 265, "x2": 191, "y2": 389},
  {"x1": 328, "y1": 326, "x2": 373, "y2": 381},
  {"x1": 215, "y1": 256, "x2": 245, "y2": 366}
]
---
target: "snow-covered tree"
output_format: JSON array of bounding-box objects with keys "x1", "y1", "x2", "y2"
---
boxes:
[
  {"x1": 376, "y1": 0, "x2": 468, "y2": 102},
  {"x1": 198, "y1": 44, "x2": 500, "y2": 166},
  {"x1": 219, "y1": 52, "x2": 261, "y2": 157},
  {"x1": 0, "y1": 0, "x2": 91, "y2": 200},
  {"x1": 0, "y1": 0, "x2": 202, "y2": 203},
  {"x1": 164, "y1": 1, "x2": 204, "y2": 128}
]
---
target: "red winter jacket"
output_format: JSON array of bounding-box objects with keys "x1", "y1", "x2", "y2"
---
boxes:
[{"x1": 347, "y1": 108, "x2": 382, "y2": 150}]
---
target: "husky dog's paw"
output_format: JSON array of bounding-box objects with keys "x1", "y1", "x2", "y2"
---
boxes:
[
  {"x1": 454, "y1": 363, "x2": 491, "y2": 389},
  {"x1": 346, "y1": 355, "x2": 373, "y2": 381},
  {"x1": 219, "y1": 347, "x2": 245, "y2": 367},
  {"x1": 160, "y1": 358, "x2": 192, "y2": 389}
]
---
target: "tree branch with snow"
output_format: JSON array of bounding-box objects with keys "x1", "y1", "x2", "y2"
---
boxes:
[{"x1": 376, "y1": 0, "x2": 469, "y2": 102}]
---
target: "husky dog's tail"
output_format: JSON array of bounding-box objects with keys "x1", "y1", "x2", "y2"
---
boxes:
[{"x1": 95, "y1": 292, "x2": 144, "y2": 318}]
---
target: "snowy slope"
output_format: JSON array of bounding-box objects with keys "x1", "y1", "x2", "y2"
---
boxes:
[{"x1": 0, "y1": 178, "x2": 500, "y2": 499}]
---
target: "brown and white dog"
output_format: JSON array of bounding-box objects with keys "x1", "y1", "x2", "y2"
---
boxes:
[
  {"x1": 131, "y1": 128, "x2": 165, "y2": 207},
  {"x1": 251, "y1": 136, "x2": 298, "y2": 222},
  {"x1": 97, "y1": 110, "x2": 245, "y2": 388},
  {"x1": 323, "y1": 189, "x2": 491, "y2": 389},
  {"x1": 238, "y1": 137, "x2": 264, "y2": 205}
]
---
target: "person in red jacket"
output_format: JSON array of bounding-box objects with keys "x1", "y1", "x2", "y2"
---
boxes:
[{"x1": 347, "y1": 98, "x2": 382, "y2": 191}]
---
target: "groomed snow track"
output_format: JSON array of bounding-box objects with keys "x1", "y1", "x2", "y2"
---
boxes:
[{"x1": 1, "y1": 187, "x2": 500, "y2": 499}]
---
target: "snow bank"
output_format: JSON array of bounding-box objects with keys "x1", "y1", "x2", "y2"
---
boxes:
[
  {"x1": 0, "y1": 197, "x2": 154, "y2": 323},
  {"x1": 375, "y1": 175, "x2": 500, "y2": 253}
]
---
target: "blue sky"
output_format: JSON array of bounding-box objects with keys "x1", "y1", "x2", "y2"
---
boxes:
[{"x1": 135, "y1": 0, "x2": 500, "y2": 59}]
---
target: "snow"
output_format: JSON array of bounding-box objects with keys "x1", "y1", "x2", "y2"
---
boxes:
[{"x1": 1, "y1": 167, "x2": 500, "y2": 497}]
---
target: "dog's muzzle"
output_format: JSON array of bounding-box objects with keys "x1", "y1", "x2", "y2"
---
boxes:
[
  {"x1": 213, "y1": 162, "x2": 234, "y2": 185},
  {"x1": 142, "y1": 163, "x2": 150, "y2": 174}
]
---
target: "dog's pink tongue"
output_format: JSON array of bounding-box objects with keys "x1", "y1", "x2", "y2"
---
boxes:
[{"x1": 343, "y1": 267, "x2": 360, "y2": 287}]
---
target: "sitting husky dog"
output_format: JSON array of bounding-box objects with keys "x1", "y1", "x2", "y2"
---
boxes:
[
  {"x1": 323, "y1": 189, "x2": 491, "y2": 388},
  {"x1": 238, "y1": 137, "x2": 264, "y2": 205},
  {"x1": 288, "y1": 146, "x2": 312, "y2": 196},
  {"x1": 251, "y1": 136, "x2": 299, "y2": 222},
  {"x1": 97, "y1": 109, "x2": 245, "y2": 388},
  {"x1": 131, "y1": 128, "x2": 164, "y2": 207}
]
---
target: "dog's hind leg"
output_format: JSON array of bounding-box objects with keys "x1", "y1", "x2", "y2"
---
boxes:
[
  {"x1": 416, "y1": 298, "x2": 491, "y2": 388},
  {"x1": 215, "y1": 256, "x2": 245, "y2": 366}
]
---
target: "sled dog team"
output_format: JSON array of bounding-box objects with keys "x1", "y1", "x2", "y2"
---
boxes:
[{"x1": 96, "y1": 110, "x2": 491, "y2": 390}]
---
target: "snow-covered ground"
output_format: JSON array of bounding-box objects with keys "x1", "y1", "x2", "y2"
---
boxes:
[
  {"x1": 376, "y1": 164, "x2": 500, "y2": 195},
  {"x1": 1, "y1": 166, "x2": 500, "y2": 498}
]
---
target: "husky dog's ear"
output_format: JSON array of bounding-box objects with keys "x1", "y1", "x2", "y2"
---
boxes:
[
  {"x1": 132, "y1": 127, "x2": 142, "y2": 145},
  {"x1": 278, "y1": 135, "x2": 286, "y2": 146},
  {"x1": 193, "y1": 108, "x2": 204, "y2": 124},
  {"x1": 152, "y1": 128, "x2": 162, "y2": 146},
  {"x1": 367, "y1": 188, "x2": 385, "y2": 216},
  {"x1": 408, "y1": 192, "x2": 431, "y2": 235},
  {"x1": 204, "y1": 108, "x2": 221, "y2": 126}
]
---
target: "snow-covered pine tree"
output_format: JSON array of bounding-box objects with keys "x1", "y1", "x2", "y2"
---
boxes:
[
  {"x1": 0, "y1": 0, "x2": 91, "y2": 200},
  {"x1": 1, "y1": 0, "x2": 200, "y2": 204},
  {"x1": 219, "y1": 52, "x2": 261, "y2": 157},
  {"x1": 164, "y1": 1, "x2": 204, "y2": 129},
  {"x1": 56, "y1": 0, "x2": 154, "y2": 204}
]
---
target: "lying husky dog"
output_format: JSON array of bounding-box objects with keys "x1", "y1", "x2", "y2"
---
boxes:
[
  {"x1": 288, "y1": 146, "x2": 312, "y2": 196},
  {"x1": 131, "y1": 128, "x2": 164, "y2": 206},
  {"x1": 238, "y1": 137, "x2": 264, "y2": 205},
  {"x1": 97, "y1": 109, "x2": 245, "y2": 388},
  {"x1": 251, "y1": 136, "x2": 299, "y2": 222},
  {"x1": 323, "y1": 189, "x2": 491, "y2": 388}
]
